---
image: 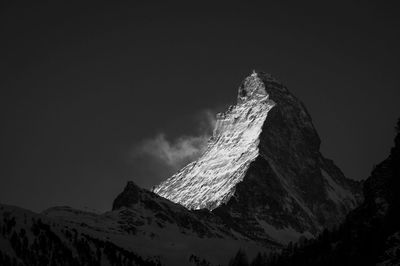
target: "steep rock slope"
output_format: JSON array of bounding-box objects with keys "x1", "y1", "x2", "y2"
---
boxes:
[
  {"x1": 154, "y1": 71, "x2": 362, "y2": 244},
  {"x1": 256, "y1": 118, "x2": 400, "y2": 266}
]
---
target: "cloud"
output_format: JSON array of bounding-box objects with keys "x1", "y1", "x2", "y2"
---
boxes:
[
  {"x1": 197, "y1": 109, "x2": 217, "y2": 135},
  {"x1": 138, "y1": 134, "x2": 209, "y2": 169},
  {"x1": 133, "y1": 109, "x2": 217, "y2": 171}
]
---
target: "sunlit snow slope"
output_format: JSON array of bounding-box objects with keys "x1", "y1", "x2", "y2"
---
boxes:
[{"x1": 154, "y1": 72, "x2": 275, "y2": 210}]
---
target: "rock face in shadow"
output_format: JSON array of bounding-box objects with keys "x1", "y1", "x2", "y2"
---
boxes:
[
  {"x1": 112, "y1": 181, "x2": 141, "y2": 210},
  {"x1": 253, "y1": 118, "x2": 400, "y2": 266},
  {"x1": 154, "y1": 71, "x2": 362, "y2": 244}
]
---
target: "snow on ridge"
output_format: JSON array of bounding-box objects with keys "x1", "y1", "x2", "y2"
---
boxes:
[{"x1": 153, "y1": 73, "x2": 275, "y2": 210}]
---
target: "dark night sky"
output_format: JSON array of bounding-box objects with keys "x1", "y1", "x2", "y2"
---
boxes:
[{"x1": 1, "y1": 1, "x2": 399, "y2": 212}]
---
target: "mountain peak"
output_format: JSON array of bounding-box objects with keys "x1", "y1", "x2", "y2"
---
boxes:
[
  {"x1": 237, "y1": 71, "x2": 288, "y2": 105},
  {"x1": 237, "y1": 70, "x2": 268, "y2": 104},
  {"x1": 112, "y1": 181, "x2": 141, "y2": 210},
  {"x1": 153, "y1": 71, "x2": 361, "y2": 244},
  {"x1": 126, "y1": 180, "x2": 138, "y2": 189}
]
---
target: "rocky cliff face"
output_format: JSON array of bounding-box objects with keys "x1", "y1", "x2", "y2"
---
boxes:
[
  {"x1": 254, "y1": 118, "x2": 400, "y2": 266},
  {"x1": 154, "y1": 71, "x2": 362, "y2": 244}
]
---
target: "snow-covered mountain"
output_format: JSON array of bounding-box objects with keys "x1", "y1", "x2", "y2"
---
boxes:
[
  {"x1": 154, "y1": 71, "x2": 362, "y2": 244},
  {"x1": 0, "y1": 71, "x2": 363, "y2": 266}
]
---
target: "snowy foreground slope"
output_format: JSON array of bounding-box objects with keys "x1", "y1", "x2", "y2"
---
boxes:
[
  {"x1": 154, "y1": 71, "x2": 362, "y2": 244},
  {"x1": 0, "y1": 183, "x2": 276, "y2": 266}
]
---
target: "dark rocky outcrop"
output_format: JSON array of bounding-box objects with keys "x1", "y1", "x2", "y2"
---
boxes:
[{"x1": 112, "y1": 181, "x2": 141, "y2": 210}]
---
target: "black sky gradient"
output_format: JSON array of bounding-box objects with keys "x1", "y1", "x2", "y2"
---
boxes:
[{"x1": 1, "y1": 1, "x2": 399, "y2": 212}]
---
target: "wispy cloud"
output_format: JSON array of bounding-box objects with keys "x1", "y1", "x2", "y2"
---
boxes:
[
  {"x1": 138, "y1": 133, "x2": 209, "y2": 168},
  {"x1": 133, "y1": 109, "x2": 217, "y2": 171}
]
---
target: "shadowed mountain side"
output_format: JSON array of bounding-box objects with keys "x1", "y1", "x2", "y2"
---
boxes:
[{"x1": 238, "y1": 117, "x2": 400, "y2": 266}]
